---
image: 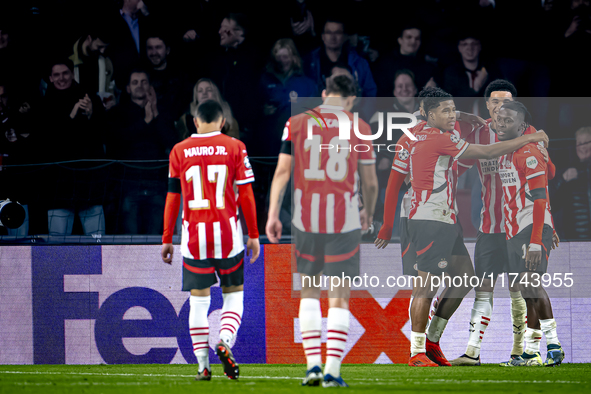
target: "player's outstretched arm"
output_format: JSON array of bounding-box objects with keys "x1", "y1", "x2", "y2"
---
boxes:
[
  {"x1": 525, "y1": 175, "x2": 548, "y2": 271},
  {"x1": 358, "y1": 162, "x2": 378, "y2": 231},
  {"x1": 238, "y1": 182, "x2": 260, "y2": 263},
  {"x1": 460, "y1": 131, "x2": 548, "y2": 160},
  {"x1": 375, "y1": 169, "x2": 406, "y2": 249},
  {"x1": 266, "y1": 153, "x2": 292, "y2": 243}
]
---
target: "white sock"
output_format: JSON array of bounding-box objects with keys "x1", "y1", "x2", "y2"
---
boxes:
[
  {"x1": 425, "y1": 296, "x2": 440, "y2": 333},
  {"x1": 219, "y1": 291, "x2": 243, "y2": 345},
  {"x1": 540, "y1": 318, "x2": 560, "y2": 347},
  {"x1": 510, "y1": 291, "x2": 527, "y2": 355},
  {"x1": 524, "y1": 328, "x2": 543, "y2": 355},
  {"x1": 465, "y1": 291, "x2": 493, "y2": 358},
  {"x1": 189, "y1": 295, "x2": 211, "y2": 372},
  {"x1": 426, "y1": 315, "x2": 448, "y2": 343},
  {"x1": 324, "y1": 307, "x2": 349, "y2": 378},
  {"x1": 299, "y1": 298, "x2": 322, "y2": 370},
  {"x1": 410, "y1": 331, "x2": 426, "y2": 357}
]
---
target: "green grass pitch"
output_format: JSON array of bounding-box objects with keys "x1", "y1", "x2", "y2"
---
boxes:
[{"x1": 1, "y1": 364, "x2": 589, "y2": 393}]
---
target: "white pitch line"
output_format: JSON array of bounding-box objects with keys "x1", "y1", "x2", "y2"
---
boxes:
[{"x1": 0, "y1": 371, "x2": 584, "y2": 384}]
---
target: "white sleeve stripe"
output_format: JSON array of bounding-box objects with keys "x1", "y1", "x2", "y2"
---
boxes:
[
  {"x1": 392, "y1": 167, "x2": 409, "y2": 175},
  {"x1": 526, "y1": 171, "x2": 545, "y2": 180},
  {"x1": 359, "y1": 159, "x2": 376, "y2": 164},
  {"x1": 454, "y1": 142, "x2": 470, "y2": 159},
  {"x1": 236, "y1": 177, "x2": 255, "y2": 185}
]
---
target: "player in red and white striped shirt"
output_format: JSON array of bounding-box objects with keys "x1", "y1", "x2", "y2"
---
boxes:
[
  {"x1": 405, "y1": 92, "x2": 548, "y2": 367},
  {"x1": 451, "y1": 80, "x2": 558, "y2": 366},
  {"x1": 496, "y1": 101, "x2": 564, "y2": 367},
  {"x1": 161, "y1": 101, "x2": 260, "y2": 380},
  {"x1": 266, "y1": 75, "x2": 378, "y2": 387}
]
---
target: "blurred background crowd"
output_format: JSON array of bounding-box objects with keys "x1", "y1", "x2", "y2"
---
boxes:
[{"x1": 1, "y1": 0, "x2": 591, "y2": 241}]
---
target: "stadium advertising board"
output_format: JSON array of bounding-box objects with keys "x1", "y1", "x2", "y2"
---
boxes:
[{"x1": 0, "y1": 244, "x2": 589, "y2": 364}]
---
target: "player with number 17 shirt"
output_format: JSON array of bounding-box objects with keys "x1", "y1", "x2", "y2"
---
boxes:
[{"x1": 161, "y1": 100, "x2": 260, "y2": 382}]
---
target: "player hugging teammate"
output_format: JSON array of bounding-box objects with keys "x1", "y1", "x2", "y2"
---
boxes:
[{"x1": 375, "y1": 85, "x2": 552, "y2": 367}]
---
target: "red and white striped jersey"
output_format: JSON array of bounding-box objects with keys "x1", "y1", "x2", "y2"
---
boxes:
[
  {"x1": 283, "y1": 104, "x2": 376, "y2": 234},
  {"x1": 461, "y1": 119, "x2": 539, "y2": 234},
  {"x1": 408, "y1": 128, "x2": 470, "y2": 224},
  {"x1": 168, "y1": 132, "x2": 254, "y2": 260},
  {"x1": 499, "y1": 143, "x2": 553, "y2": 239},
  {"x1": 394, "y1": 120, "x2": 474, "y2": 219}
]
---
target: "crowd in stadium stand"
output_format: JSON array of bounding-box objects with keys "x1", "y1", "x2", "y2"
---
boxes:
[{"x1": 0, "y1": 0, "x2": 591, "y2": 239}]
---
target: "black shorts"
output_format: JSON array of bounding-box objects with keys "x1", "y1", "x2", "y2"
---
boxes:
[
  {"x1": 294, "y1": 227, "x2": 360, "y2": 277},
  {"x1": 507, "y1": 224, "x2": 553, "y2": 274},
  {"x1": 400, "y1": 217, "x2": 418, "y2": 276},
  {"x1": 182, "y1": 253, "x2": 244, "y2": 291},
  {"x1": 408, "y1": 220, "x2": 469, "y2": 275},
  {"x1": 474, "y1": 232, "x2": 509, "y2": 277}
]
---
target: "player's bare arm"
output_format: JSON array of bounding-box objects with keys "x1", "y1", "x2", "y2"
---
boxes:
[
  {"x1": 358, "y1": 162, "x2": 378, "y2": 232},
  {"x1": 460, "y1": 131, "x2": 548, "y2": 160},
  {"x1": 266, "y1": 153, "x2": 292, "y2": 243}
]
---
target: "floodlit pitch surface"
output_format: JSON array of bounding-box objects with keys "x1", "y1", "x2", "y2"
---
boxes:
[{"x1": 0, "y1": 364, "x2": 589, "y2": 393}]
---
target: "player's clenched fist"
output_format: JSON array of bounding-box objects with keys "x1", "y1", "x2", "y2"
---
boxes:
[{"x1": 161, "y1": 243, "x2": 174, "y2": 264}]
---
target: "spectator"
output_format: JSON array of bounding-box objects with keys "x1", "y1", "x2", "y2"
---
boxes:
[
  {"x1": 303, "y1": 18, "x2": 376, "y2": 98},
  {"x1": 441, "y1": 33, "x2": 503, "y2": 113},
  {"x1": 208, "y1": 13, "x2": 264, "y2": 145},
  {"x1": 259, "y1": 38, "x2": 317, "y2": 156},
  {"x1": 369, "y1": 70, "x2": 418, "y2": 228},
  {"x1": 145, "y1": 32, "x2": 192, "y2": 119},
  {"x1": 106, "y1": 69, "x2": 177, "y2": 235},
  {"x1": 40, "y1": 60, "x2": 106, "y2": 236},
  {"x1": 0, "y1": 82, "x2": 40, "y2": 237},
  {"x1": 176, "y1": 78, "x2": 239, "y2": 141},
  {"x1": 553, "y1": 0, "x2": 591, "y2": 95},
  {"x1": 108, "y1": 0, "x2": 150, "y2": 89},
  {"x1": 68, "y1": 27, "x2": 116, "y2": 110},
  {"x1": 372, "y1": 25, "x2": 436, "y2": 97},
  {"x1": 553, "y1": 126, "x2": 591, "y2": 239}
]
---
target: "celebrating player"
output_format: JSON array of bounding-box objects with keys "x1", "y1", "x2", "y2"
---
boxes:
[
  {"x1": 266, "y1": 75, "x2": 378, "y2": 387},
  {"x1": 451, "y1": 80, "x2": 557, "y2": 366},
  {"x1": 496, "y1": 101, "x2": 564, "y2": 366},
  {"x1": 161, "y1": 100, "x2": 260, "y2": 381},
  {"x1": 404, "y1": 92, "x2": 548, "y2": 367}
]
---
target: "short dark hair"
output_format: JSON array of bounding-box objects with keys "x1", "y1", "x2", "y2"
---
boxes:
[
  {"x1": 399, "y1": 24, "x2": 422, "y2": 39},
  {"x1": 127, "y1": 68, "x2": 150, "y2": 85},
  {"x1": 484, "y1": 79, "x2": 518, "y2": 99},
  {"x1": 325, "y1": 74, "x2": 357, "y2": 97},
  {"x1": 48, "y1": 59, "x2": 74, "y2": 77},
  {"x1": 422, "y1": 88, "x2": 453, "y2": 114},
  {"x1": 196, "y1": 100, "x2": 224, "y2": 123},
  {"x1": 225, "y1": 13, "x2": 249, "y2": 37},
  {"x1": 323, "y1": 17, "x2": 346, "y2": 34},
  {"x1": 145, "y1": 31, "x2": 170, "y2": 48},
  {"x1": 394, "y1": 69, "x2": 416, "y2": 86},
  {"x1": 500, "y1": 100, "x2": 532, "y2": 126}
]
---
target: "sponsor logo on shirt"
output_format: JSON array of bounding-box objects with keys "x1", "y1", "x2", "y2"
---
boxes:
[
  {"x1": 394, "y1": 159, "x2": 408, "y2": 169},
  {"x1": 499, "y1": 168, "x2": 519, "y2": 186},
  {"x1": 479, "y1": 159, "x2": 499, "y2": 174},
  {"x1": 244, "y1": 156, "x2": 252, "y2": 169},
  {"x1": 526, "y1": 156, "x2": 538, "y2": 170},
  {"x1": 450, "y1": 134, "x2": 460, "y2": 143}
]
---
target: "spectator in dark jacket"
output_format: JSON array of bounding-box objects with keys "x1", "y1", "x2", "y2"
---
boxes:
[
  {"x1": 303, "y1": 18, "x2": 376, "y2": 98},
  {"x1": 40, "y1": 60, "x2": 106, "y2": 236},
  {"x1": 106, "y1": 69, "x2": 177, "y2": 235}
]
